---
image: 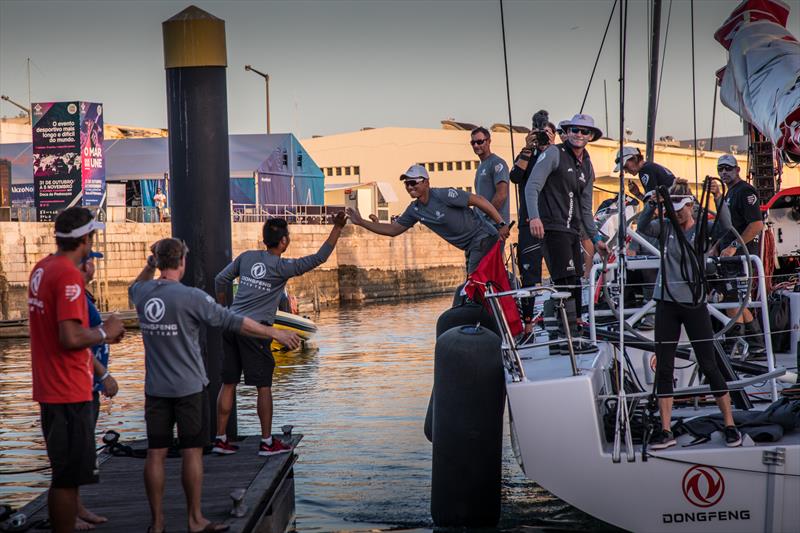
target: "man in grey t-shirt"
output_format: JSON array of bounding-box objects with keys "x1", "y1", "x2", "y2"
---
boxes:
[
  {"x1": 471, "y1": 126, "x2": 510, "y2": 224},
  {"x1": 213, "y1": 212, "x2": 347, "y2": 457},
  {"x1": 346, "y1": 165, "x2": 510, "y2": 274},
  {"x1": 129, "y1": 238, "x2": 299, "y2": 533}
]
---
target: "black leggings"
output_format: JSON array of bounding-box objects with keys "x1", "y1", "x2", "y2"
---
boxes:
[{"x1": 654, "y1": 301, "x2": 729, "y2": 398}]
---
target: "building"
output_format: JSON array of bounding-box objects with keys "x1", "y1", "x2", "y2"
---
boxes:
[{"x1": 301, "y1": 123, "x2": 800, "y2": 219}]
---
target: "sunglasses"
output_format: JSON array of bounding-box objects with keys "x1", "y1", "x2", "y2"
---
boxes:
[
  {"x1": 569, "y1": 127, "x2": 592, "y2": 136},
  {"x1": 717, "y1": 165, "x2": 735, "y2": 172},
  {"x1": 403, "y1": 178, "x2": 425, "y2": 186},
  {"x1": 470, "y1": 138, "x2": 487, "y2": 146}
]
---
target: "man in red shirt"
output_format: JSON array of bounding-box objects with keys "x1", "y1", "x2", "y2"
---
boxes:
[{"x1": 28, "y1": 207, "x2": 125, "y2": 533}]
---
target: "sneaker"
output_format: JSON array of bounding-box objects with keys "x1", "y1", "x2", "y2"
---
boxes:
[
  {"x1": 258, "y1": 438, "x2": 291, "y2": 456},
  {"x1": 724, "y1": 426, "x2": 742, "y2": 447},
  {"x1": 562, "y1": 340, "x2": 598, "y2": 355},
  {"x1": 212, "y1": 438, "x2": 239, "y2": 455},
  {"x1": 649, "y1": 429, "x2": 677, "y2": 450}
]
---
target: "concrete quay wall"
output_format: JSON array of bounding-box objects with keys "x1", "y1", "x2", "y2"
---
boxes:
[{"x1": 0, "y1": 222, "x2": 472, "y2": 320}]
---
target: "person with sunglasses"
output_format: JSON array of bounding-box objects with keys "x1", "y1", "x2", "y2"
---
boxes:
[
  {"x1": 347, "y1": 164, "x2": 510, "y2": 275},
  {"x1": 712, "y1": 153, "x2": 767, "y2": 358},
  {"x1": 525, "y1": 113, "x2": 608, "y2": 353},
  {"x1": 470, "y1": 127, "x2": 510, "y2": 227}
]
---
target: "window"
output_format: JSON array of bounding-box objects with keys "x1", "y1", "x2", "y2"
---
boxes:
[
  {"x1": 336, "y1": 167, "x2": 342, "y2": 176},
  {"x1": 466, "y1": 186, "x2": 472, "y2": 193},
  {"x1": 281, "y1": 150, "x2": 288, "y2": 167},
  {"x1": 437, "y1": 162, "x2": 444, "y2": 172},
  {"x1": 428, "y1": 163, "x2": 435, "y2": 171},
  {"x1": 297, "y1": 152, "x2": 303, "y2": 168},
  {"x1": 354, "y1": 166, "x2": 360, "y2": 175},
  {"x1": 456, "y1": 161, "x2": 463, "y2": 171},
  {"x1": 447, "y1": 162, "x2": 453, "y2": 171},
  {"x1": 326, "y1": 168, "x2": 333, "y2": 176},
  {"x1": 345, "y1": 167, "x2": 352, "y2": 176}
]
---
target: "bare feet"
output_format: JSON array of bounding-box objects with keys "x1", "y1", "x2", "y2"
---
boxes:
[
  {"x1": 78, "y1": 509, "x2": 108, "y2": 525},
  {"x1": 74, "y1": 517, "x2": 96, "y2": 531},
  {"x1": 188, "y1": 519, "x2": 229, "y2": 533}
]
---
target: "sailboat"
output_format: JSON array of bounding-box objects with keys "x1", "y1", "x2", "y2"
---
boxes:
[{"x1": 484, "y1": 1, "x2": 800, "y2": 531}]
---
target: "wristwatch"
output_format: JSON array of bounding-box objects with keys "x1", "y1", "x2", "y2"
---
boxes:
[{"x1": 495, "y1": 221, "x2": 507, "y2": 229}]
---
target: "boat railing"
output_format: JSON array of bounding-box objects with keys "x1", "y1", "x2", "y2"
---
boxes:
[{"x1": 588, "y1": 253, "x2": 780, "y2": 401}]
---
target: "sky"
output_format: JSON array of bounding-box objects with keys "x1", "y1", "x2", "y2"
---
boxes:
[{"x1": 2, "y1": 0, "x2": 798, "y2": 141}]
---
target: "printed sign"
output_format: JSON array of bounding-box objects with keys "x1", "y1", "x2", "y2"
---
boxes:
[
  {"x1": 11, "y1": 184, "x2": 35, "y2": 207},
  {"x1": 31, "y1": 101, "x2": 105, "y2": 220}
]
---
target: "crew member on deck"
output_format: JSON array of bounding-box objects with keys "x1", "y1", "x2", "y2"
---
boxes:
[
  {"x1": 525, "y1": 114, "x2": 608, "y2": 353},
  {"x1": 637, "y1": 182, "x2": 742, "y2": 450},
  {"x1": 346, "y1": 165, "x2": 510, "y2": 275},
  {"x1": 614, "y1": 145, "x2": 676, "y2": 201},
  {"x1": 471, "y1": 126, "x2": 510, "y2": 225},
  {"x1": 713, "y1": 153, "x2": 767, "y2": 358}
]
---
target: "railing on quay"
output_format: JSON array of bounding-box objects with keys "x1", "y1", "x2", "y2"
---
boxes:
[{"x1": 231, "y1": 203, "x2": 345, "y2": 224}]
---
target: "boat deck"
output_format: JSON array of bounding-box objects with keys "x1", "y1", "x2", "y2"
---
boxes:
[{"x1": 17, "y1": 435, "x2": 301, "y2": 533}]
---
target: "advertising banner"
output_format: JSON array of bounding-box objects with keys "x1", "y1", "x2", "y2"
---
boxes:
[
  {"x1": 31, "y1": 101, "x2": 105, "y2": 220},
  {"x1": 32, "y1": 101, "x2": 81, "y2": 221},
  {"x1": 11, "y1": 184, "x2": 35, "y2": 207},
  {"x1": 80, "y1": 102, "x2": 105, "y2": 206}
]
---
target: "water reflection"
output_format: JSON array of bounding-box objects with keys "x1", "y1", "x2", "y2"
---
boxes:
[{"x1": 0, "y1": 296, "x2": 608, "y2": 531}]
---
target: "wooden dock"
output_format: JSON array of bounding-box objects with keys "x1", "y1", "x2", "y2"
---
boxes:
[{"x1": 17, "y1": 435, "x2": 302, "y2": 533}]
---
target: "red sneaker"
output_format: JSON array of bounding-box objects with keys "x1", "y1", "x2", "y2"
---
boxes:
[
  {"x1": 258, "y1": 438, "x2": 291, "y2": 456},
  {"x1": 212, "y1": 438, "x2": 239, "y2": 455}
]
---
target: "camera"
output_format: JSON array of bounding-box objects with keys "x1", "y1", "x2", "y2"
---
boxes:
[{"x1": 531, "y1": 109, "x2": 551, "y2": 147}]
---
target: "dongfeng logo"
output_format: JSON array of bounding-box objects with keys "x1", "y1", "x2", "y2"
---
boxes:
[
  {"x1": 682, "y1": 465, "x2": 725, "y2": 508},
  {"x1": 251, "y1": 263, "x2": 267, "y2": 279},
  {"x1": 30, "y1": 268, "x2": 44, "y2": 296},
  {"x1": 144, "y1": 298, "x2": 166, "y2": 323}
]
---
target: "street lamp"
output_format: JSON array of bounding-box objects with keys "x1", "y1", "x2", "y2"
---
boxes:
[{"x1": 244, "y1": 65, "x2": 270, "y2": 134}]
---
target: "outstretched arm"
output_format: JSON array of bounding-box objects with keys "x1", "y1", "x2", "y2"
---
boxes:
[
  {"x1": 347, "y1": 207, "x2": 409, "y2": 237},
  {"x1": 468, "y1": 194, "x2": 510, "y2": 239}
]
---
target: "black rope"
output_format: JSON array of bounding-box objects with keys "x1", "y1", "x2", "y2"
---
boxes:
[
  {"x1": 498, "y1": 0, "x2": 518, "y2": 216},
  {"x1": 646, "y1": 452, "x2": 800, "y2": 477},
  {"x1": 690, "y1": 0, "x2": 699, "y2": 190},
  {"x1": 581, "y1": 0, "x2": 619, "y2": 114},
  {"x1": 655, "y1": 0, "x2": 672, "y2": 117}
]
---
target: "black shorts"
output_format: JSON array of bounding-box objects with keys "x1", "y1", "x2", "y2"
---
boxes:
[
  {"x1": 145, "y1": 389, "x2": 209, "y2": 449},
  {"x1": 542, "y1": 230, "x2": 583, "y2": 280},
  {"x1": 40, "y1": 401, "x2": 99, "y2": 488},
  {"x1": 221, "y1": 329, "x2": 275, "y2": 388}
]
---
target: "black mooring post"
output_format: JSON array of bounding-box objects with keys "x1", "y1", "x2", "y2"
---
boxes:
[{"x1": 163, "y1": 6, "x2": 236, "y2": 439}]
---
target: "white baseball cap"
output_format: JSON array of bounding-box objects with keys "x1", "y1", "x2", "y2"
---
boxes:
[
  {"x1": 614, "y1": 146, "x2": 641, "y2": 172},
  {"x1": 54, "y1": 218, "x2": 105, "y2": 238},
  {"x1": 717, "y1": 154, "x2": 738, "y2": 167},
  {"x1": 400, "y1": 164, "x2": 429, "y2": 181}
]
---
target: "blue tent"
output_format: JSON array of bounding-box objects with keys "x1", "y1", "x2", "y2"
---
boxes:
[
  {"x1": 255, "y1": 135, "x2": 324, "y2": 206},
  {"x1": 0, "y1": 133, "x2": 324, "y2": 206}
]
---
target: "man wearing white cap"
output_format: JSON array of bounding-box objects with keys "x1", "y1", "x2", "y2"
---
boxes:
[
  {"x1": 28, "y1": 207, "x2": 125, "y2": 532},
  {"x1": 715, "y1": 153, "x2": 767, "y2": 357},
  {"x1": 615, "y1": 145, "x2": 675, "y2": 201},
  {"x1": 525, "y1": 113, "x2": 608, "y2": 352},
  {"x1": 347, "y1": 165, "x2": 510, "y2": 274}
]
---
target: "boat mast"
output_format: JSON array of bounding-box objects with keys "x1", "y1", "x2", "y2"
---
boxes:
[{"x1": 645, "y1": 0, "x2": 662, "y2": 161}]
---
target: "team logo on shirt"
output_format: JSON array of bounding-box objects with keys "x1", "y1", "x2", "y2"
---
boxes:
[
  {"x1": 494, "y1": 163, "x2": 504, "y2": 173},
  {"x1": 205, "y1": 295, "x2": 215, "y2": 304},
  {"x1": 65, "y1": 284, "x2": 82, "y2": 302},
  {"x1": 746, "y1": 194, "x2": 758, "y2": 205},
  {"x1": 144, "y1": 297, "x2": 166, "y2": 323},
  {"x1": 435, "y1": 210, "x2": 445, "y2": 220},
  {"x1": 567, "y1": 259, "x2": 575, "y2": 272},
  {"x1": 448, "y1": 188, "x2": 459, "y2": 198},
  {"x1": 250, "y1": 262, "x2": 267, "y2": 279},
  {"x1": 30, "y1": 268, "x2": 44, "y2": 296},
  {"x1": 641, "y1": 174, "x2": 650, "y2": 186},
  {"x1": 536, "y1": 151, "x2": 546, "y2": 164}
]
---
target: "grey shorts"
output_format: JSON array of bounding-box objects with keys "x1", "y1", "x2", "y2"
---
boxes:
[{"x1": 465, "y1": 233, "x2": 500, "y2": 274}]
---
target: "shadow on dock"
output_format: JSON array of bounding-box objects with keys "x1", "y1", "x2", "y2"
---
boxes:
[{"x1": 18, "y1": 435, "x2": 301, "y2": 533}]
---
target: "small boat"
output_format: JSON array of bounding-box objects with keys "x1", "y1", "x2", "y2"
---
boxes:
[{"x1": 271, "y1": 310, "x2": 318, "y2": 352}]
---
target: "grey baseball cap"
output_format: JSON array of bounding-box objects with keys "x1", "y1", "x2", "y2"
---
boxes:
[
  {"x1": 717, "y1": 154, "x2": 738, "y2": 167},
  {"x1": 400, "y1": 164, "x2": 429, "y2": 181}
]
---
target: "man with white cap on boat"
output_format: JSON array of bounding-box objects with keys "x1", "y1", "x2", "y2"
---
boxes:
[
  {"x1": 346, "y1": 164, "x2": 510, "y2": 275},
  {"x1": 525, "y1": 113, "x2": 608, "y2": 353},
  {"x1": 614, "y1": 145, "x2": 675, "y2": 202}
]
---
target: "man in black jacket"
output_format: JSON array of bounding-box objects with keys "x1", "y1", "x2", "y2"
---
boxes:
[
  {"x1": 510, "y1": 113, "x2": 555, "y2": 333},
  {"x1": 525, "y1": 114, "x2": 608, "y2": 352}
]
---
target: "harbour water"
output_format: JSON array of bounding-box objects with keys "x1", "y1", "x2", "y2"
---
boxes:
[{"x1": 0, "y1": 295, "x2": 613, "y2": 531}]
